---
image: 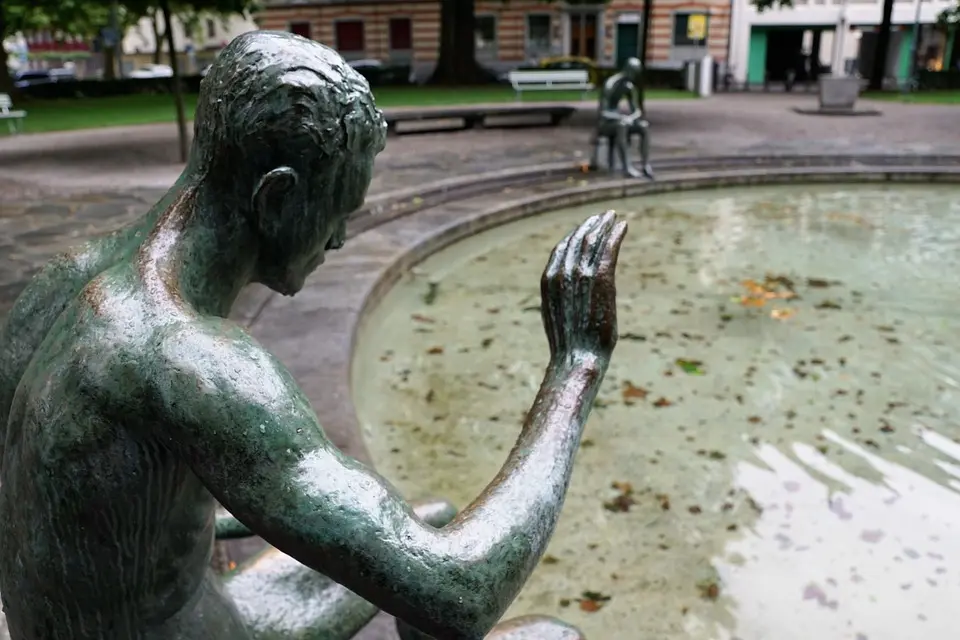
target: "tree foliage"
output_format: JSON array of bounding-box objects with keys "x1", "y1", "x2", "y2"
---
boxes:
[{"x1": 939, "y1": 3, "x2": 960, "y2": 29}]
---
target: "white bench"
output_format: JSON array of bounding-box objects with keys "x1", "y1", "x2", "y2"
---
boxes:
[
  {"x1": 0, "y1": 93, "x2": 27, "y2": 134},
  {"x1": 508, "y1": 70, "x2": 593, "y2": 101}
]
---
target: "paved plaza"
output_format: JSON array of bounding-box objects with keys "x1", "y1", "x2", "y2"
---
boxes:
[{"x1": 2, "y1": 94, "x2": 958, "y2": 316}]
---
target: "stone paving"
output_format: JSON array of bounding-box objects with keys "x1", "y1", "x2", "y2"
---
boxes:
[{"x1": 2, "y1": 95, "x2": 958, "y2": 316}]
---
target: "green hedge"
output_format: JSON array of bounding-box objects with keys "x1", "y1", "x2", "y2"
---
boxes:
[{"x1": 917, "y1": 70, "x2": 960, "y2": 90}]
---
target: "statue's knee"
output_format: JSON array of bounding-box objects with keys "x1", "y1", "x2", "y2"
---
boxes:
[
  {"x1": 411, "y1": 497, "x2": 457, "y2": 528},
  {"x1": 485, "y1": 615, "x2": 585, "y2": 640}
]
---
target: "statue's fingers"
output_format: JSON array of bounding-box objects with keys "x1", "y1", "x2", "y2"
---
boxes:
[
  {"x1": 598, "y1": 220, "x2": 628, "y2": 278},
  {"x1": 541, "y1": 229, "x2": 576, "y2": 347},
  {"x1": 564, "y1": 214, "x2": 603, "y2": 276},
  {"x1": 544, "y1": 229, "x2": 574, "y2": 280},
  {"x1": 582, "y1": 211, "x2": 616, "y2": 271}
]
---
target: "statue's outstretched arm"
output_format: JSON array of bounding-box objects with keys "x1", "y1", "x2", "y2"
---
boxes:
[{"x1": 159, "y1": 212, "x2": 626, "y2": 639}]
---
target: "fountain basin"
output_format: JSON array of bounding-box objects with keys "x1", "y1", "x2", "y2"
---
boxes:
[{"x1": 353, "y1": 180, "x2": 960, "y2": 639}]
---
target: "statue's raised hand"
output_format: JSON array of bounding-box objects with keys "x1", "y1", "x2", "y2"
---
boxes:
[{"x1": 540, "y1": 211, "x2": 627, "y2": 366}]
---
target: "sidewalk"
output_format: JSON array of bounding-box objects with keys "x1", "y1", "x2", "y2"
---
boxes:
[{"x1": 2, "y1": 94, "x2": 958, "y2": 315}]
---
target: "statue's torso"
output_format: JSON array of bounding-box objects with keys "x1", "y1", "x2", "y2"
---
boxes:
[{"x1": 0, "y1": 254, "x2": 242, "y2": 639}]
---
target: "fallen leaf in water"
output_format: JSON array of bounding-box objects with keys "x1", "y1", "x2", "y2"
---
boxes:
[
  {"x1": 676, "y1": 358, "x2": 705, "y2": 375},
  {"x1": 656, "y1": 493, "x2": 671, "y2": 510},
  {"x1": 770, "y1": 308, "x2": 795, "y2": 320},
  {"x1": 578, "y1": 591, "x2": 612, "y2": 612},
  {"x1": 423, "y1": 282, "x2": 439, "y2": 305},
  {"x1": 542, "y1": 555, "x2": 560, "y2": 565},
  {"x1": 653, "y1": 397, "x2": 673, "y2": 408},
  {"x1": 426, "y1": 346, "x2": 444, "y2": 355},
  {"x1": 622, "y1": 381, "x2": 649, "y2": 403},
  {"x1": 815, "y1": 300, "x2": 842, "y2": 310},
  {"x1": 697, "y1": 579, "x2": 720, "y2": 600},
  {"x1": 411, "y1": 314, "x2": 435, "y2": 324},
  {"x1": 603, "y1": 481, "x2": 636, "y2": 513}
]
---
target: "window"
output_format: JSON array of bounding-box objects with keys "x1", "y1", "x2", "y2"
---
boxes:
[
  {"x1": 389, "y1": 17, "x2": 412, "y2": 51},
  {"x1": 289, "y1": 21, "x2": 312, "y2": 40},
  {"x1": 526, "y1": 14, "x2": 552, "y2": 56},
  {"x1": 475, "y1": 15, "x2": 497, "y2": 57},
  {"x1": 672, "y1": 13, "x2": 709, "y2": 47},
  {"x1": 568, "y1": 13, "x2": 598, "y2": 58},
  {"x1": 206, "y1": 18, "x2": 216, "y2": 39},
  {"x1": 335, "y1": 20, "x2": 365, "y2": 53}
]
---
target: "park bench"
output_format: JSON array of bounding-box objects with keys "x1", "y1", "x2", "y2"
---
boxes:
[
  {"x1": 0, "y1": 93, "x2": 27, "y2": 134},
  {"x1": 385, "y1": 105, "x2": 575, "y2": 135},
  {"x1": 508, "y1": 69, "x2": 593, "y2": 101}
]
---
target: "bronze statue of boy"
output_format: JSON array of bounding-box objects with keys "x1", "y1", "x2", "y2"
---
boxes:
[
  {"x1": 0, "y1": 32, "x2": 626, "y2": 639},
  {"x1": 590, "y1": 57, "x2": 654, "y2": 179}
]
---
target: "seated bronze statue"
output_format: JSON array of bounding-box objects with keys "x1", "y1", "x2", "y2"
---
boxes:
[
  {"x1": 0, "y1": 32, "x2": 626, "y2": 639},
  {"x1": 590, "y1": 57, "x2": 654, "y2": 180}
]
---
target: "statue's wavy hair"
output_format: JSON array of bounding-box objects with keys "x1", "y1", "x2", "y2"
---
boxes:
[{"x1": 191, "y1": 31, "x2": 387, "y2": 208}]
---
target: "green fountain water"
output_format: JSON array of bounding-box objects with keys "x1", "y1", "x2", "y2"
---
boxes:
[{"x1": 353, "y1": 183, "x2": 960, "y2": 640}]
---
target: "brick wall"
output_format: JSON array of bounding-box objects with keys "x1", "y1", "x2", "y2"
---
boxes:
[{"x1": 257, "y1": 0, "x2": 730, "y2": 66}]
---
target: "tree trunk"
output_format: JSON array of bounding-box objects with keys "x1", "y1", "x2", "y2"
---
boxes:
[
  {"x1": 152, "y1": 11, "x2": 164, "y2": 64},
  {"x1": 950, "y1": 29, "x2": 959, "y2": 70},
  {"x1": 869, "y1": 0, "x2": 895, "y2": 91},
  {"x1": 103, "y1": 47, "x2": 117, "y2": 81},
  {"x1": 428, "y1": 0, "x2": 495, "y2": 85},
  {"x1": 161, "y1": 0, "x2": 189, "y2": 163},
  {"x1": 640, "y1": 0, "x2": 653, "y2": 70}
]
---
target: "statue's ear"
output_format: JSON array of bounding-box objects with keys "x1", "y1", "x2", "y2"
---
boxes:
[{"x1": 251, "y1": 166, "x2": 299, "y2": 229}]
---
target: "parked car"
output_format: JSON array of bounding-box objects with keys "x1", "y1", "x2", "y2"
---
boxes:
[
  {"x1": 13, "y1": 68, "x2": 76, "y2": 89},
  {"x1": 347, "y1": 58, "x2": 415, "y2": 85},
  {"x1": 128, "y1": 64, "x2": 174, "y2": 78}
]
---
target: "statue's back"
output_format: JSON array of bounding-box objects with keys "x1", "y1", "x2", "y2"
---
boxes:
[
  {"x1": 0, "y1": 268, "x2": 228, "y2": 639},
  {"x1": 0, "y1": 218, "x2": 153, "y2": 452}
]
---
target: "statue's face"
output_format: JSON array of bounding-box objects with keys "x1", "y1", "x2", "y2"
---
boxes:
[{"x1": 255, "y1": 153, "x2": 375, "y2": 296}]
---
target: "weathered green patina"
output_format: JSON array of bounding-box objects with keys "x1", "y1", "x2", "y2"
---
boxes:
[
  {"x1": 590, "y1": 57, "x2": 654, "y2": 179},
  {"x1": 0, "y1": 31, "x2": 626, "y2": 639}
]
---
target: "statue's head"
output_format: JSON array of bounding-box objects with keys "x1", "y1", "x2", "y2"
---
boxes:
[
  {"x1": 191, "y1": 31, "x2": 387, "y2": 295},
  {"x1": 623, "y1": 57, "x2": 642, "y2": 80}
]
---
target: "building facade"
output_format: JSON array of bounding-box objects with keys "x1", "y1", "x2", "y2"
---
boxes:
[
  {"x1": 256, "y1": 0, "x2": 732, "y2": 78},
  {"x1": 728, "y1": 0, "x2": 956, "y2": 86}
]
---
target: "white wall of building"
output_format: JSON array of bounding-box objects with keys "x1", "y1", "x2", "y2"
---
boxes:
[{"x1": 729, "y1": 0, "x2": 953, "y2": 82}]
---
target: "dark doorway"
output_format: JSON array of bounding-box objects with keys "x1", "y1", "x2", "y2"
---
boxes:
[
  {"x1": 765, "y1": 29, "x2": 804, "y2": 83},
  {"x1": 615, "y1": 22, "x2": 641, "y2": 67}
]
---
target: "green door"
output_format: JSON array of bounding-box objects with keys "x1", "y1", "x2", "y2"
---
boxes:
[
  {"x1": 616, "y1": 23, "x2": 641, "y2": 67},
  {"x1": 747, "y1": 28, "x2": 768, "y2": 84}
]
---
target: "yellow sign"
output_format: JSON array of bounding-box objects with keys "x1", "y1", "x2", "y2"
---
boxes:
[{"x1": 687, "y1": 14, "x2": 707, "y2": 41}]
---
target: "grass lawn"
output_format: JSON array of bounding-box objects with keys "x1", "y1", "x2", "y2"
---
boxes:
[
  {"x1": 863, "y1": 90, "x2": 960, "y2": 105},
  {"x1": 9, "y1": 86, "x2": 695, "y2": 134}
]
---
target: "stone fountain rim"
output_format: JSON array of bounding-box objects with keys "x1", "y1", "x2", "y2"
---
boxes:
[{"x1": 340, "y1": 160, "x2": 960, "y2": 462}]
